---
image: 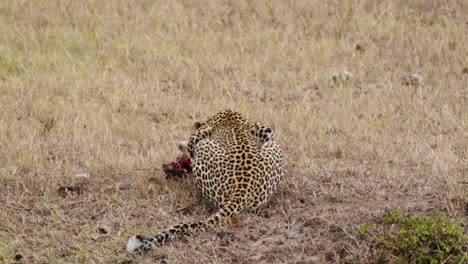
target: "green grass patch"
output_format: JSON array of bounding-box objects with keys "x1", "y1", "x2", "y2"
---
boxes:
[{"x1": 361, "y1": 210, "x2": 467, "y2": 263}]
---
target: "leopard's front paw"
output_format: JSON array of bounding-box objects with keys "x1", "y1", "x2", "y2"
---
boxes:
[{"x1": 176, "y1": 140, "x2": 189, "y2": 153}]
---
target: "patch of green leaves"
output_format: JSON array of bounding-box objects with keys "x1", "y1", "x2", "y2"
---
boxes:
[
  {"x1": 364, "y1": 210, "x2": 467, "y2": 263},
  {"x1": 359, "y1": 223, "x2": 372, "y2": 236}
]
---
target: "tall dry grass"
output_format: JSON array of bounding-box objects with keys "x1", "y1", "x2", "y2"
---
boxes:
[{"x1": 0, "y1": 0, "x2": 466, "y2": 263}]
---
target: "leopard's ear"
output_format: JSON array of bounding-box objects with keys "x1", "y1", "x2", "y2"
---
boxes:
[{"x1": 193, "y1": 121, "x2": 203, "y2": 129}]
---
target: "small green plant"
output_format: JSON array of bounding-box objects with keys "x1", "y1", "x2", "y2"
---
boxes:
[
  {"x1": 360, "y1": 223, "x2": 372, "y2": 236},
  {"x1": 367, "y1": 210, "x2": 467, "y2": 264}
]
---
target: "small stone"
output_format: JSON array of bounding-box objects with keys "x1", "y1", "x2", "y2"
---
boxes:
[
  {"x1": 248, "y1": 234, "x2": 259, "y2": 241},
  {"x1": 342, "y1": 70, "x2": 354, "y2": 80},
  {"x1": 97, "y1": 218, "x2": 123, "y2": 234},
  {"x1": 116, "y1": 178, "x2": 132, "y2": 191},
  {"x1": 74, "y1": 172, "x2": 90, "y2": 178},
  {"x1": 332, "y1": 70, "x2": 354, "y2": 82},
  {"x1": 404, "y1": 73, "x2": 422, "y2": 86}
]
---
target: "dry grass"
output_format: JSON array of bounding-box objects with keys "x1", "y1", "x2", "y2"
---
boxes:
[{"x1": 0, "y1": 0, "x2": 467, "y2": 263}]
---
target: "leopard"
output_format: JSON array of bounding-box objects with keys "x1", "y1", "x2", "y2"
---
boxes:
[{"x1": 127, "y1": 109, "x2": 284, "y2": 253}]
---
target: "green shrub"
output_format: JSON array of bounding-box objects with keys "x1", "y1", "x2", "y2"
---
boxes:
[{"x1": 364, "y1": 210, "x2": 467, "y2": 263}]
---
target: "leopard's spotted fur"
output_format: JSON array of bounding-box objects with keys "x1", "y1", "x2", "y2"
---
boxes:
[{"x1": 127, "y1": 110, "x2": 284, "y2": 253}]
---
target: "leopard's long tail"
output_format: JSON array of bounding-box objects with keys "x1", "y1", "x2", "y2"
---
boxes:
[{"x1": 126, "y1": 190, "x2": 247, "y2": 253}]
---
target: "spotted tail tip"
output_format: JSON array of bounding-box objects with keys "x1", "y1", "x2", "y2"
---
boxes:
[{"x1": 127, "y1": 235, "x2": 145, "y2": 253}]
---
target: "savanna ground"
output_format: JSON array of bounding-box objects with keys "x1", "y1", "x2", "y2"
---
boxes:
[{"x1": 0, "y1": 0, "x2": 467, "y2": 263}]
